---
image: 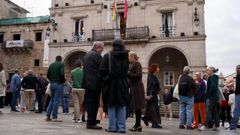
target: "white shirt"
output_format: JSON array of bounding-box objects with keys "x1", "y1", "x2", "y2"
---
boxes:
[{"x1": 228, "y1": 93, "x2": 235, "y2": 117}]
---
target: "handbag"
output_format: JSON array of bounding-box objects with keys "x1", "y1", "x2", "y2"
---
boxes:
[{"x1": 173, "y1": 75, "x2": 182, "y2": 100}]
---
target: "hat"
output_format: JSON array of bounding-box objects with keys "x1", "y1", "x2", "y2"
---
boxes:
[{"x1": 236, "y1": 64, "x2": 240, "y2": 69}]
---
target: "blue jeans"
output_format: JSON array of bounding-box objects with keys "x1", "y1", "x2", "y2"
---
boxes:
[
  {"x1": 11, "y1": 91, "x2": 20, "y2": 111},
  {"x1": 179, "y1": 96, "x2": 194, "y2": 127},
  {"x1": 108, "y1": 106, "x2": 126, "y2": 132},
  {"x1": 62, "y1": 95, "x2": 69, "y2": 113},
  {"x1": 230, "y1": 95, "x2": 240, "y2": 129},
  {"x1": 46, "y1": 83, "x2": 63, "y2": 119}
]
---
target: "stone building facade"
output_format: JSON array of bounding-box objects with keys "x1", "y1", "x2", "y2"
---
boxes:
[
  {"x1": 48, "y1": 0, "x2": 207, "y2": 90},
  {"x1": 0, "y1": 0, "x2": 29, "y2": 19},
  {"x1": 0, "y1": 16, "x2": 50, "y2": 80}
]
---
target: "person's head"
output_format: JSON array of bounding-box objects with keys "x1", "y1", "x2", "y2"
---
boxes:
[
  {"x1": 0, "y1": 63, "x2": 3, "y2": 72},
  {"x1": 112, "y1": 39, "x2": 125, "y2": 51},
  {"x1": 55, "y1": 55, "x2": 62, "y2": 62},
  {"x1": 206, "y1": 66, "x2": 218, "y2": 75},
  {"x1": 128, "y1": 51, "x2": 138, "y2": 63},
  {"x1": 27, "y1": 69, "x2": 34, "y2": 75},
  {"x1": 164, "y1": 89, "x2": 169, "y2": 94},
  {"x1": 195, "y1": 72, "x2": 201, "y2": 80},
  {"x1": 236, "y1": 64, "x2": 240, "y2": 74},
  {"x1": 15, "y1": 69, "x2": 19, "y2": 74},
  {"x1": 148, "y1": 64, "x2": 160, "y2": 74},
  {"x1": 93, "y1": 41, "x2": 104, "y2": 54},
  {"x1": 74, "y1": 59, "x2": 83, "y2": 68},
  {"x1": 183, "y1": 66, "x2": 191, "y2": 75}
]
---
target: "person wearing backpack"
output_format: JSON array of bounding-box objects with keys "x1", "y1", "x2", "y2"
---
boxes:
[
  {"x1": 163, "y1": 89, "x2": 173, "y2": 120},
  {"x1": 178, "y1": 66, "x2": 196, "y2": 130}
]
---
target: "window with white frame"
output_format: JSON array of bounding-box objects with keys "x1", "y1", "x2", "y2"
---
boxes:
[{"x1": 164, "y1": 71, "x2": 174, "y2": 86}]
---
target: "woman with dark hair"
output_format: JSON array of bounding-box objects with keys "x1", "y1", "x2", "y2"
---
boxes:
[
  {"x1": 128, "y1": 51, "x2": 145, "y2": 132},
  {"x1": 142, "y1": 64, "x2": 162, "y2": 128},
  {"x1": 0, "y1": 63, "x2": 7, "y2": 113},
  {"x1": 100, "y1": 39, "x2": 129, "y2": 133}
]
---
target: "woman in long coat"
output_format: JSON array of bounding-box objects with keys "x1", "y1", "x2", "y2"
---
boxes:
[
  {"x1": 142, "y1": 64, "x2": 162, "y2": 128},
  {"x1": 128, "y1": 51, "x2": 145, "y2": 132},
  {"x1": 100, "y1": 39, "x2": 129, "y2": 133}
]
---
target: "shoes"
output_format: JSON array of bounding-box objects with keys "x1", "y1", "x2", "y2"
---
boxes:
[
  {"x1": 11, "y1": 110, "x2": 20, "y2": 112},
  {"x1": 81, "y1": 115, "x2": 86, "y2": 122},
  {"x1": 187, "y1": 126, "x2": 194, "y2": 130},
  {"x1": 96, "y1": 120, "x2": 101, "y2": 124},
  {"x1": 35, "y1": 111, "x2": 42, "y2": 113},
  {"x1": 118, "y1": 131, "x2": 126, "y2": 133},
  {"x1": 226, "y1": 127, "x2": 236, "y2": 131},
  {"x1": 86, "y1": 125, "x2": 102, "y2": 130},
  {"x1": 105, "y1": 129, "x2": 117, "y2": 133},
  {"x1": 142, "y1": 117, "x2": 149, "y2": 126},
  {"x1": 152, "y1": 124, "x2": 162, "y2": 129},
  {"x1": 179, "y1": 125, "x2": 185, "y2": 129},
  {"x1": 52, "y1": 119, "x2": 63, "y2": 122},
  {"x1": 198, "y1": 125, "x2": 206, "y2": 131},
  {"x1": 129, "y1": 126, "x2": 142, "y2": 132},
  {"x1": 0, "y1": 111, "x2": 3, "y2": 114},
  {"x1": 45, "y1": 117, "x2": 52, "y2": 122}
]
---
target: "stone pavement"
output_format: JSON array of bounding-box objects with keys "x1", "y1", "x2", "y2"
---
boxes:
[{"x1": 0, "y1": 107, "x2": 239, "y2": 135}]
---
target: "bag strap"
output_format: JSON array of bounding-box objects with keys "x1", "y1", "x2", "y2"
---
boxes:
[{"x1": 108, "y1": 52, "x2": 111, "y2": 74}]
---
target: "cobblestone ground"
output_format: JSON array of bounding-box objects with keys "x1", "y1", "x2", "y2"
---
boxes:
[{"x1": 0, "y1": 107, "x2": 239, "y2": 135}]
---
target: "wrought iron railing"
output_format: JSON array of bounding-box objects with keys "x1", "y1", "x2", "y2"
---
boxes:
[
  {"x1": 92, "y1": 26, "x2": 149, "y2": 41},
  {"x1": 160, "y1": 25, "x2": 176, "y2": 37},
  {"x1": 72, "y1": 32, "x2": 85, "y2": 42}
]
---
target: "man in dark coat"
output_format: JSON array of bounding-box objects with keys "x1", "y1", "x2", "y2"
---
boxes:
[
  {"x1": 99, "y1": 39, "x2": 129, "y2": 133},
  {"x1": 82, "y1": 41, "x2": 104, "y2": 130}
]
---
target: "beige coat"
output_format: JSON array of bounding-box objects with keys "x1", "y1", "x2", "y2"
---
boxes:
[{"x1": 0, "y1": 70, "x2": 7, "y2": 97}]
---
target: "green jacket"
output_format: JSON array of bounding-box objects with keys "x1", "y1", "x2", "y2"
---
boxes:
[
  {"x1": 47, "y1": 61, "x2": 65, "y2": 84},
  {"x1": 206, "y1": 74, "x2": 219, "y2": 101},
  {"x1": 71, "y1": 67, "x2": 84, "y2": 88}
]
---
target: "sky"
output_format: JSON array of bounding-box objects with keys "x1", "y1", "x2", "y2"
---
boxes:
[{"x1": 11, "y1": 0, "x2": 240, "y2": 76}]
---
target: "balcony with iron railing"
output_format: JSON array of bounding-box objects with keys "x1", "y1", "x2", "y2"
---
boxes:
[
  {"x1": 1, "y1": 40, "x2": 33, "y2": 52},
  {"x1": 92, "y1": 26, "x2": 149, "y2": 42},
  {"x1": 160, "y1": 25, "x2": 176, "y2": 37}
]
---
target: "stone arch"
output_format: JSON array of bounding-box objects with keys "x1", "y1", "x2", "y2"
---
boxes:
[
  {"x1": 63, "y1": 49, "x2": 87, "y2": 79},
  {"x1": 148, "y1": 46, "x2": 189, "y2": 91}
]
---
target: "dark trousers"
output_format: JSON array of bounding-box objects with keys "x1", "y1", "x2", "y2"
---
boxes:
[
  {"x1": 11, "y1": 91, "x2": 20, "y2": 111},
  {"x1": 4, "y1": 92, "x2": 12, "y2": 106},
  {"x1": 135, "y1": 109, "x2": 142, "y2": 127},
  {"x1": 207, "y1": 100, "x2": 220, "y2": 127},
  {"x1": 220, "y1": 107, "x2": 232, "y2": 126},
  {"x1": 36, "y1": 91, "x2": 43, "y2": 112},
  {"x1": 85, "y1": 89, "x2": 101, "y2": 126}
]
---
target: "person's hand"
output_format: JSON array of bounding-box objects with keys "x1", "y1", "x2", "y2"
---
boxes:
[{"x1": 146, "y1": 95, "x2": 153, "y2": 100}]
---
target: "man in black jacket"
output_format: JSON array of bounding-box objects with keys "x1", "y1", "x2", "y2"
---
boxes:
[
  {"x1": 229, "y1": 65, "x2": 240, "y2": 131},
  {"x1": 82, "y1": 41, "x2": 104, "y2": 130},
  {"x1": 21, "y1": 70, "x2": 40, "y2": 112}
]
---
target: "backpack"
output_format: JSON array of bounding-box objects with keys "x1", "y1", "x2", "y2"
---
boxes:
[
  {"x1": 63, "y1": 82, "x2": 72, "y2": 95},
  {"x1": 164, "y1": 93, "x2": 173, "y2": 105}
]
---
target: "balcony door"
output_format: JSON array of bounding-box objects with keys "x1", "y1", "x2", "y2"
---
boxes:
[
  {"x1": 114, "y1": 12, "x2": 126, "y2": 39},
  {"x1": 161, "y1": 12, "x2": 175, "y2": 37}
]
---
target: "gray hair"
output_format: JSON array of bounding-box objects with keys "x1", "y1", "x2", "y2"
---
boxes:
[
  {"x1": 183, "y1": 66, "x2": 191, "y2": 74},
  {"x1": 207, "y1": 66, "x2": 218, "y2": 73},
  {"x1": 93, "y1": 41, "x2": 104, "y2": 49}
]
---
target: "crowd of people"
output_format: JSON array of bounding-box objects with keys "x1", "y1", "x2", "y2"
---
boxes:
[{"x1": 0, "y1": 39, "x2": 239, "y2": 133}]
